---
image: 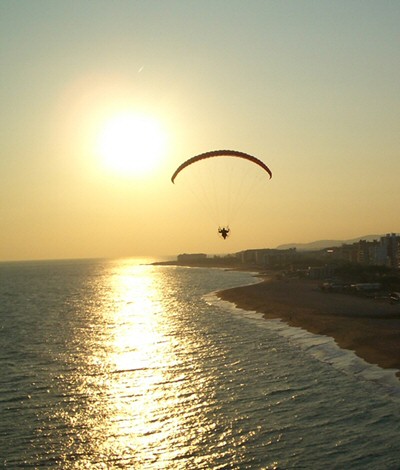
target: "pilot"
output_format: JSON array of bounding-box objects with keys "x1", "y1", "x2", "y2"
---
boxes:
[{"x1": 218, "y1": 227, "x2": 230, "y2": 240}]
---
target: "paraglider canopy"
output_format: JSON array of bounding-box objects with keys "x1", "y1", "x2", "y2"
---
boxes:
[{"x1": 171, "y1": 149, "x2": 272, "y2": 183}]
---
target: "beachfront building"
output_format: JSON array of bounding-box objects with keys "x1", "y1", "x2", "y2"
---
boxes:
[
  {"x1": 307, "y1": 265, "x2": 335, "y2": 280},
  {"x1": 319, "y1": 234, "x2": 400, "y2": 269},
  {"x1": 380, "y1": 233, "x2": 400, "y2": 269},
  {"x1": 177, "y1": 253, "x2": 207, "y2": 262},
  {"x1": 237, "y1": 248, "x2": 297, "y2": 268},
  {"x1": 353, "y1": 234, "x2": 400, "y2": 268}
]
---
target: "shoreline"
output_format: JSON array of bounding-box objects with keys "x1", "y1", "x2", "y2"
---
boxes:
[{"x1": 217, "y1": 276, "x2": 400, "y2": 378}]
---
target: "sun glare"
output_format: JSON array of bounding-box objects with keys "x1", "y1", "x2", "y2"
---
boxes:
[{"x1": 96, "y1": 112, "x2": 167, "y2": 176}]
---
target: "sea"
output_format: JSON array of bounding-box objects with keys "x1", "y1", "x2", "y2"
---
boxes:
[{"x1": 1, "y1": 258, "x2": 400, "y2": 469}]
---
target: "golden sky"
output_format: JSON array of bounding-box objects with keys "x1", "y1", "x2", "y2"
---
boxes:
[{"x1": 1, "y1": 1, "x2": 400, "y2": 261}]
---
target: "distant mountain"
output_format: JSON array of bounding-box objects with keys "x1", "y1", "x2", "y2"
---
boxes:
[{"x1": 276, "y1": 234, "x2": 383, "y2": 251}]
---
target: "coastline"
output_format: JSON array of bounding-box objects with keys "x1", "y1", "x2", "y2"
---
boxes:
[{"x1": 217, "y1": 276, "x2": 400, "y2": 377}]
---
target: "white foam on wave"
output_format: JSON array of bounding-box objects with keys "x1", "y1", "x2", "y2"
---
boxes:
[{"x1": 205, "y1": 291, "x2": 400, "y2": 398}]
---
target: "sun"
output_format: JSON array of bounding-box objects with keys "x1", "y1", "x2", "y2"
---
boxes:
[{"x1": 96, "y1": 111, "x2": 167, "y2": 176}]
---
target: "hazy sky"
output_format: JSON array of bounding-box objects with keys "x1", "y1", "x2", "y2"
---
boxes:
[{"x1": 1, "y1": 1, "x2": 399, "y2": 261}]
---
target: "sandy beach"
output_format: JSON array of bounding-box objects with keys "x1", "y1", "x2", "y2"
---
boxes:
[{"x1": 218, "y1": 276, "x2": 400, "y2": 376}]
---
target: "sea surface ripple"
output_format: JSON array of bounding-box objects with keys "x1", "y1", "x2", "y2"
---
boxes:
[{"x1": 1, "y1": 259, "x2": 400, "y2": 468}]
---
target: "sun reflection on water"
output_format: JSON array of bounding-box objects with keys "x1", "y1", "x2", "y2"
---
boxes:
[
  {"x1": 109, "y1": 264, "x2": 164, "y2": 367},
  {"x1": 96, "y1": 261, "x2": 187, "y2": 464},
  {"x1": 51, "y1": 260, "x2": 238, "y2": 467}
]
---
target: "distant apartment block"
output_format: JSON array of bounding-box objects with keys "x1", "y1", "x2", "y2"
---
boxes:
[
  {"x1": 177, "y1": 253, "x2": 207, "y2": 262},
  {"x1": 238, "y1": 248, "x2": 297, "y2": 267},
  {"x1": 324, "y1": 233, "x2": 400, "y2": 268},
  {"x1": 237, "y1": 234, "x2": 400, "y2": 270}
]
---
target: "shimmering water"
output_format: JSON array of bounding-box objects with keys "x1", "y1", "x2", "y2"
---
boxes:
[{"x1": 1, "y1": 258, "x2": 400, "y2": 469}]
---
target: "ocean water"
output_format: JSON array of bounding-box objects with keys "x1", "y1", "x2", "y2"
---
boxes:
[{"x1": 1, "y1": 258, "x2": 400, "y2": 469}]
